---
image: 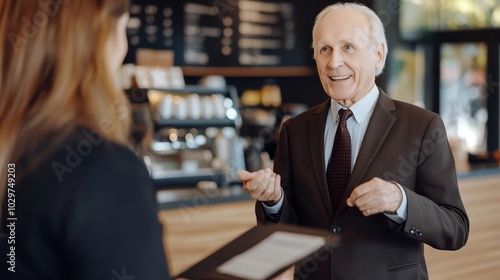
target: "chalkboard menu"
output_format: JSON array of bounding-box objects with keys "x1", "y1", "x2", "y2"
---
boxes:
[{"x1": 124, "y1": 0, "x2": 315, "y2": 69}]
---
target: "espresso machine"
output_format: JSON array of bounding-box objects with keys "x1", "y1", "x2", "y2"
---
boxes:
[{"x1": 127, "y1": 85, "x2": 246, "y2": 189}]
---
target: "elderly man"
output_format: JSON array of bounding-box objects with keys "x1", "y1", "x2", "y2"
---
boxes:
[{"x1": 238, "y1": 2, "x2": 469, "y2": 279}]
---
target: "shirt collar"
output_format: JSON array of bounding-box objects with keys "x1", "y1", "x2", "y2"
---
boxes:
[{"x1": 330, "y1": 84, "x2": 379, "y2": 125}]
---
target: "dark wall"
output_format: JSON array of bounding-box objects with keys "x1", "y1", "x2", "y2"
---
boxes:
[
  {"x1": 127, "y1": 0, "x2": 376, "y2": 109},
  {"x1": 185, "y1": 0, "x2": 376, "y2": 108}
]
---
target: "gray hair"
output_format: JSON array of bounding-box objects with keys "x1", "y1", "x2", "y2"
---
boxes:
[{"x1": 312, "y1": 2, "x2": 388, "y2": 76}]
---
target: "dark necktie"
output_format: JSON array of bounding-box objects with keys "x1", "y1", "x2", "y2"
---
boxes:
[{"x1": 326, "y1": 109, "x2": 353, "y2": 211}]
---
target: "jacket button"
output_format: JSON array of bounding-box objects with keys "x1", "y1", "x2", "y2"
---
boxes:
[
  {"x1": 331, "y1": 225, "x2": 341, "y2": 234},
  {"x1": 410, "y1": 226, "x2": 422, "y2": 237}
]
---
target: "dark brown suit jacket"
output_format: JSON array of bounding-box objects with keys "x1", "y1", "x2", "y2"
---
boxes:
[{"x1": 256, "y1": 91, "x2": 469, "y2": 280}]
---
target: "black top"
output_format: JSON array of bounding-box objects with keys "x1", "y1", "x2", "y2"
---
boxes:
[{"x1": 1, "y1": 127, "x2": 171, "y2": 279}]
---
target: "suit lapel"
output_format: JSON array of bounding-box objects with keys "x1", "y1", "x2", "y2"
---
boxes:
[
  {"x1": 308, "y1": 100, "x2": 334, "y2": 220},
  {"x1": 335, "y1": 91, "x2": 396, "y2": 217}
]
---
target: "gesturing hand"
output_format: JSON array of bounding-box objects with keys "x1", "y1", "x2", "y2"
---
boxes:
[
  {"x1": 346, "y1": 177, "x2": 403, "y2": 216},
  {"x1": 237, "y1": 168, "x2": 282, "y2": 205}
]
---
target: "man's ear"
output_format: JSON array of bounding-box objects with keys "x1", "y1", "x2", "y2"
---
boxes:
[{"x1": 375, "y1": 44, "x2": 386, "y2": 69}]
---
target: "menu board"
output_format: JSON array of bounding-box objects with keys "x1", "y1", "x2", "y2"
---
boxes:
[{"x1": 124, "y1": 0, "x2": 314, "y2": 68}]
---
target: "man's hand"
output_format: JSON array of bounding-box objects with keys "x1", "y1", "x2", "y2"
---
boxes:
[
  {"x1": 237, "y1": 168, "x2": 282, "y2": 205},
  {"x1": 346, "y1": 177, "x2": 402, "y2": 216}
]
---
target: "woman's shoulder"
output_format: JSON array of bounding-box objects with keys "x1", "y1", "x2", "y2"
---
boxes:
[
  {"x1": 7, "y1": 127, "x2": 167, "y2": 280},
  {"x1": 19, "y1": 126, "x2": 156, "y2": 230},
  {"x1": 51, "y1": 126, "x2": 151, "y2": 187},
  {"x1": 21, "y1": 126, "x2": 152, "y2": 192}
]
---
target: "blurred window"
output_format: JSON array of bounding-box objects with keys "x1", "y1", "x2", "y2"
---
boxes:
[
  {"x1": 400, "y1": 0, "x2": 500, "y2": 38},
  {"x1": 439, "y1": 42, "x2": 488, "y2": 155}
]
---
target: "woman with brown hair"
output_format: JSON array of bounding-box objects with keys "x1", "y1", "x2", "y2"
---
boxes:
[{"x1": 0, "y1": 1, "x2": 171, "y2": 279}]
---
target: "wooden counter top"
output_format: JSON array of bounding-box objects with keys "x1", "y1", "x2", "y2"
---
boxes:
[{"x1": 159, "y1": 173, "x2": 500, "y2": 279}]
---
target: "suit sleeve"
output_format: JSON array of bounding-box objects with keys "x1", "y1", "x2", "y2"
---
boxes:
[
  {"x1": 65, "y1": 147, "x2": 171, "y2": 280},
  {"x1": 256, "y1": 120, "x2": 299, "y2": 225},
  {"x1": 401, "y1": 115, "x2": 469, "y2": 250}
]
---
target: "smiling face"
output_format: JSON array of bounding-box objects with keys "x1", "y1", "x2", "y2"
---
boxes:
[{"x1": 314, "y1": 9, "x2": 384, "y2": 107}]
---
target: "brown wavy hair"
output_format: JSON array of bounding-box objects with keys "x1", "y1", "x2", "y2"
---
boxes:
[{"x1": 0, "y1": 0, "x2": 131, "y2": 204}]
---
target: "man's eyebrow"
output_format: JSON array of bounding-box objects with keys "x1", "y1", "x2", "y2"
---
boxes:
[
  {"x1": 338, "y1": 39, "x2": 357, "y2": 45},
  {"x1": 318, "y1": 37, "x2": 358, "y2": 44},
  {"x1": 314, "y1": 38, "x2": 361, "y2": 49},
  {"x1": 314, "y1": 42, "x2": 328, "y2": 48}
]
